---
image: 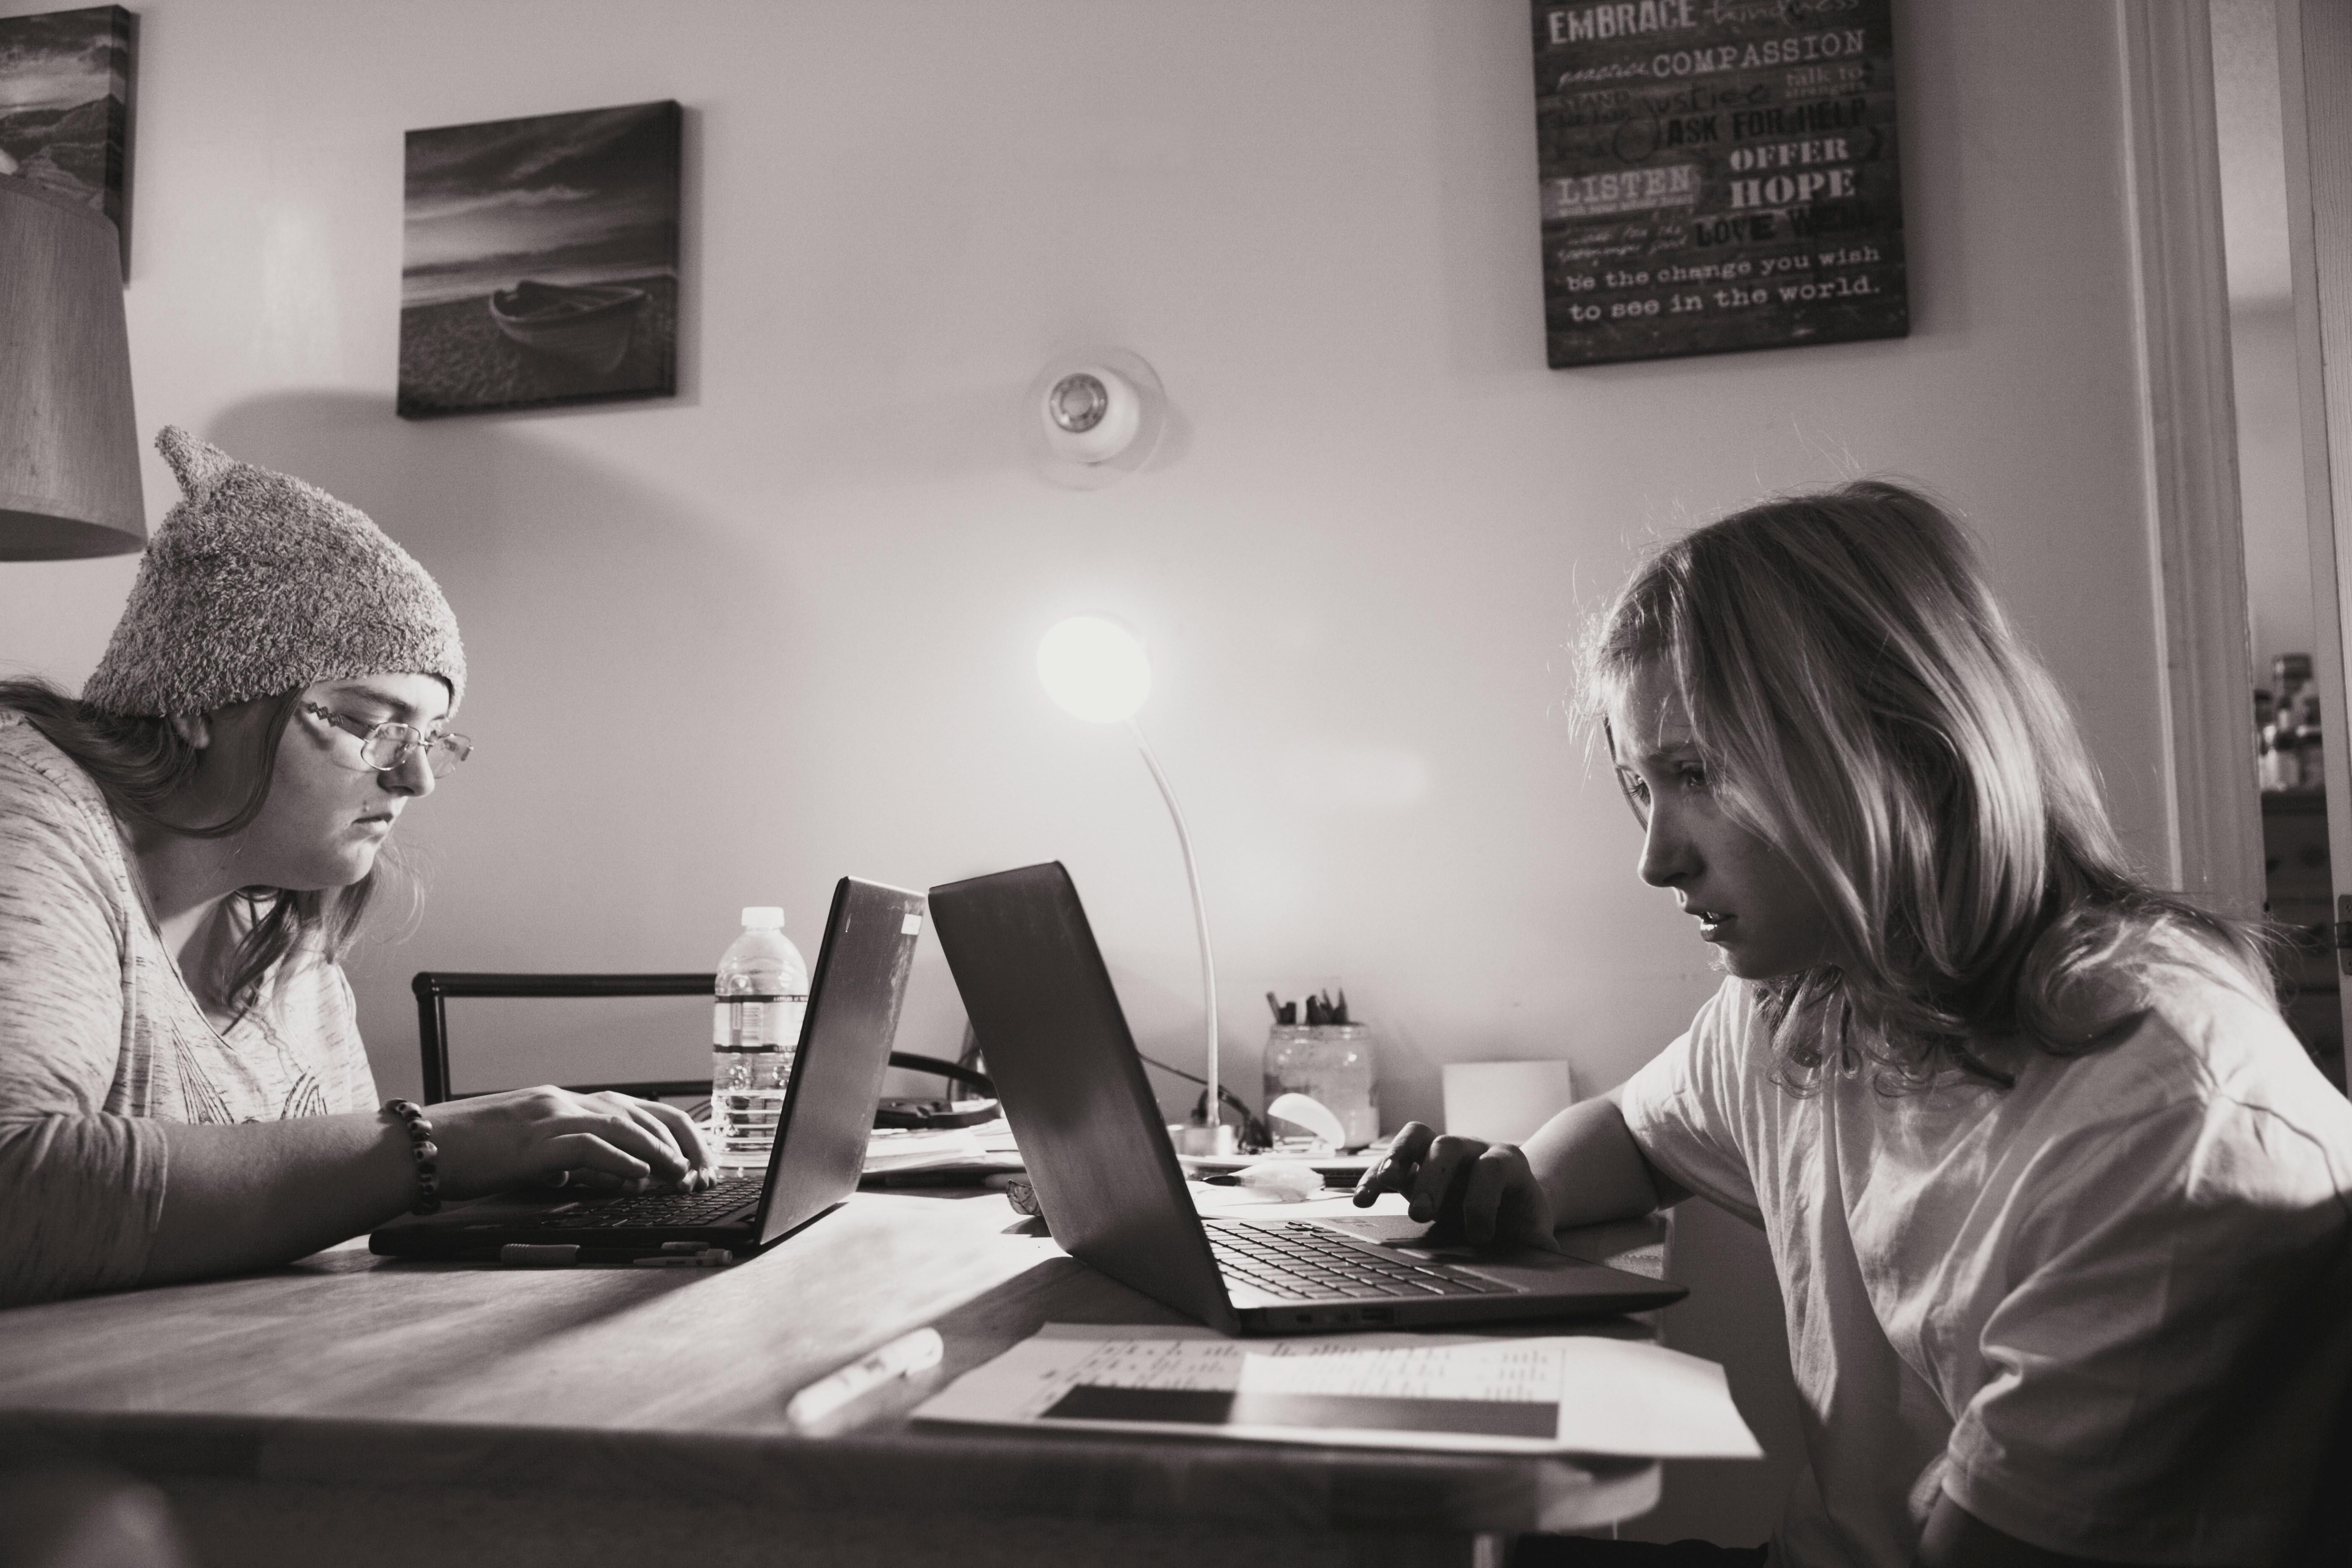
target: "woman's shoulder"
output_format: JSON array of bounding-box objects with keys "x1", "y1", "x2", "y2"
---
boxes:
[
  {"x1": 0, "y1": 712, "x2": 121, "y2": 847},
  {"x1": 1, "y1": 711, "x2": 112, "y2": 807},
  {"x1": 1677, "y1": 975, "x2": 1785, "y2": 1078},
  {"x1": 2100, "y1": 918, "x2": 2285, "y2": 1047},
  {"x1": 2034, "y1": 920, "x2": 2350, "y2": 1151}
]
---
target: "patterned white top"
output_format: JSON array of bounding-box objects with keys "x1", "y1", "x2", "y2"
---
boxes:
[{"x1": 0, "y1": 711, "x2": 377, "y2": 1306}]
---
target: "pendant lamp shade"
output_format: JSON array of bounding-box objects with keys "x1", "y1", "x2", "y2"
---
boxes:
[{"x1": 0, "y1": 174, "x2": 144, "y2": 560}]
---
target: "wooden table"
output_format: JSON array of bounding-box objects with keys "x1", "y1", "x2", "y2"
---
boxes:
[{"x1": 0, "y1": 1188, "x2": 1662, "y2": 1568}]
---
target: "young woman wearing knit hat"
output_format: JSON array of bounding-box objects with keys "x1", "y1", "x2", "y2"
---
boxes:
[
  {"x1": 0, "y1": 429, "x2": 712, "y2": 1307},
  {"x1": 1357, "y1": 483, "x2": 2352, "y2": 1568}
]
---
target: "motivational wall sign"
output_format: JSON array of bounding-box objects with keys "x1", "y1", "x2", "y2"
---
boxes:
[{"x1": 1530, "y1": 0, "x2": 1907, "y2": 369}]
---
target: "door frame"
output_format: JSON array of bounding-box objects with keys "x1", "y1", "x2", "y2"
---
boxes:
[{"x1": 2118, "y1": 0, "x2": 2266, "y2": 915}]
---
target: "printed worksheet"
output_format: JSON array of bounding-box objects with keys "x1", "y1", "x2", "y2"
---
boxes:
[{"x1": 914, "y1": 1324, "x2": 1761, "y2": 1457}]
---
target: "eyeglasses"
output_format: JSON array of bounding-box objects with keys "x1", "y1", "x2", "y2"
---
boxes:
[{"x1": 300, "y1": 702, "x2": 473, "y2": 777}]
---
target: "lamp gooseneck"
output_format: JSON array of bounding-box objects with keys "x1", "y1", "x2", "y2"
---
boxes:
[
  {"x1": 1127, "y1": 717, "x2": 1220, "y2": 1148},
  {"x1": 1037, "y1": 614, "x2": 1224, "y2": 1152}
]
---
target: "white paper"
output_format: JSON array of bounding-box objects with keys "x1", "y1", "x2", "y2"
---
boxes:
[
  {"x1": 863, "y1": 1119, "x2": 1020, "y2": 1174},
  {"x1": 914, "y1": 1323, "x2": 1762, "y2": 1458},
  {"x1": 1234, "y1": 1339, "x2": 1565, "y2": 1402}
]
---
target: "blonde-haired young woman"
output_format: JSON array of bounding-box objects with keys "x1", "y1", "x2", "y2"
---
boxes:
[{"x1": 1360, "y1": 482, "x2": 2352, "y2": 1568}]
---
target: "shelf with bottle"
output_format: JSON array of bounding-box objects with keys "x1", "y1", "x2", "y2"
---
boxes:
[{"x1": 2257, "y1": 653, "x2": 2326, "y2": 795}]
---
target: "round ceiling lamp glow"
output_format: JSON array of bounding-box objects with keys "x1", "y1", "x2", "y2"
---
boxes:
[{"x1": 1037, "y1": 616, "x2": 1152, "y2": 724}]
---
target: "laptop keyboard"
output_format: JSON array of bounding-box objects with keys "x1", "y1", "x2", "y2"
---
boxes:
[
  {"x1": 526, "y1": 1176, "x2": 762, "y2": 1230},
  {"x1": 1206, "y1": 1220, "x2": 1517, "y2": 1301}
]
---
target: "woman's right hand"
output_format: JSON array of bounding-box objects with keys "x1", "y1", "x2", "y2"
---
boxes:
[
  {"x1": 139, "y1": 1089, "x2": 717, "y2": 1290},
  {"x1": 423, "y1": 1087, "x2": 714, "y2": 1199},
  {"x1": 1350, "y1": 1121, "x2": 1560, "y2": 1252}
]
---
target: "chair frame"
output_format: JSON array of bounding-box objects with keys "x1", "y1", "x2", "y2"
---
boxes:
[
  {"x1": 411, "y1": 970, "x2": 991, "y2": 1110},
  {"x1": 414, "y1": 972, "x2": 716, "y2": 1104}
]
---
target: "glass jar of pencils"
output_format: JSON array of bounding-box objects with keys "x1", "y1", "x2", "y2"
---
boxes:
[{"x1": 1263, "y1": 1017, "x2": 1378, "y2": 1150}]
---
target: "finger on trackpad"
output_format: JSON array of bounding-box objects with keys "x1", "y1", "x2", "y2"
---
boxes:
[{"x1": 1320, "y1": 1215, "x2": 1462, "y2": 1249}]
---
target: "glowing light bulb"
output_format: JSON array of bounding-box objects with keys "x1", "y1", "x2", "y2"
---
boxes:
[{"x1": 1037, "y1": 615, "x2": 1152, "y2": 724}]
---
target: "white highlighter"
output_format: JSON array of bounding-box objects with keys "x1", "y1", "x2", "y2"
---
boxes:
[{"x1": 785, "y1": 1327, "x2": 945, "y2": 1429}]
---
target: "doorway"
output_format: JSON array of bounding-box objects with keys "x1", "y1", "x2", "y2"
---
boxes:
[{"x1": 2214, "y1": 0, "x2": 2345, "y2": 1091}]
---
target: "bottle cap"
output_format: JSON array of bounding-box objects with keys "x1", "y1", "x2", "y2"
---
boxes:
[{"x1": 741, "y1": 906, "x2": 785, "y2": 929}]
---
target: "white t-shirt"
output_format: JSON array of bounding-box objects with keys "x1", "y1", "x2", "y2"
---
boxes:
[{"x1": 1619, "y1": 941, "x2": 2352, "y2": 1568}]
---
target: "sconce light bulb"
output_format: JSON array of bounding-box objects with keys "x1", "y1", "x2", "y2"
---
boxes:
[
  {"x1": 1048, "y1": 374, "x2": 1110, "y2": 434},
  {"x1": 1037, "y1": 615, "x2": 1152, "y2": 724},
  {"x1": 1040, "y1": 367, "x2": 1142, "y2": 464}
]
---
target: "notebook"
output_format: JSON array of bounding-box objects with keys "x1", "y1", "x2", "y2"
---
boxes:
[
  {"x1": 926, "y1": 862, "x2": 1685, "y2": 1333},
  {"x1": 370, "y1": 876, "x2": 925, "y2": 1263}
]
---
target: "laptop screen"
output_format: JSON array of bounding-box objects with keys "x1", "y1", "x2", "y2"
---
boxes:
[
  {"x1": 928, "y1": 862, "x2": 1239, "y2": 1333},
  {"x1": 753, "y1": 876, "x2": 928, "y2": 1246}
]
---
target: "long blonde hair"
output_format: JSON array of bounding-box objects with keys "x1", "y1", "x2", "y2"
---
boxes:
[{"x1": 1587, "y1": 480, "x2": 2273, "y2": 1089}]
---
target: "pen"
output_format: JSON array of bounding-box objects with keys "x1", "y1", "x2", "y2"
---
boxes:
[{"x1": 785, "y1": 1327, "x2": 945, "y2": 1428}]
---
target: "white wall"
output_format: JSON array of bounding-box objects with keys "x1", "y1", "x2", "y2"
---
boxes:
[
  {"x1": 0, "y1": 0, "x2": 2172, "y2": 1107},
  {"x1": 0, "y1": 0, "x2": 2171, "y2": 1540}
]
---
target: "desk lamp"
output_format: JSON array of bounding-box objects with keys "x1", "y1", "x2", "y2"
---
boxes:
[
  {"x1": 1037, "y1": 615, "x2": 1232, "y2": 1155},
  {"x1": 0, "y1": 175, "x2": 144, "y2": 559}
]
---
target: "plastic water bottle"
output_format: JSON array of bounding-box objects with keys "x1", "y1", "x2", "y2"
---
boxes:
[{"x1": 711, "y1": 906, "x2": 809, "y2": 1175}]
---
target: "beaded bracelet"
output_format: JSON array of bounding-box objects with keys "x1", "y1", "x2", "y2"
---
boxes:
[{"x1": 384, "y1": 1098, "x2": 442, "y2": 1215}]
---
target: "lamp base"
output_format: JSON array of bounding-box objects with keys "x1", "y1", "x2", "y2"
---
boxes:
[{"x1": 1175, "y1": 1123, "x2": 1238, "y2": 1157}]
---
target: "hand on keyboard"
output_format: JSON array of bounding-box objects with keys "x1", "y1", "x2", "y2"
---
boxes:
[
  {"x1": 529, "y1": 1175, "x2": 763, "y2": 1230},
  {"x1": 536, "y1": 1167, "x2": 716, "y2": 1196},
  {"x1": 425, "y1": 1087, "x2": 717, "y2": 1201},
  {"x1": 1350, "y1": 1122, "x2": 1560, "y2": 1252}
]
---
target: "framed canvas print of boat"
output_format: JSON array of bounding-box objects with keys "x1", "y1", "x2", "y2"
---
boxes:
[
  {"x1": 0, "y1": 5, "x2": 137, "y2": 275},
  {"x1": 399, "y1": 100, "x2": 681, "y2": 418}
]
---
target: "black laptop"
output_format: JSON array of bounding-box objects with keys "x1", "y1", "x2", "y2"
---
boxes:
[
  {"x1": 371, "y1": 876, "x2": 926, "y2": 1264},
  {"x1": 927, "y1": 862, "x2": 1685, "y2": 1333}
]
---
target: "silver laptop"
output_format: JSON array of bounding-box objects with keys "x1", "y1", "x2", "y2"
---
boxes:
[
  {"x1": 371, "y1": 877, "x2": 925, "y2": 1263},
  {"x1": 926, "y1": 862, "x2": 1684, "y2": 1333}
]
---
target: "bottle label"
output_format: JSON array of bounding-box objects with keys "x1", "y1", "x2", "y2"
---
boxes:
[{"x1": 713, "y1": 994, "x2": 809, "y2": 1050}]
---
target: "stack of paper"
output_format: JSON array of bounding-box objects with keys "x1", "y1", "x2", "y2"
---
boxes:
[
  {"x1": 915, "y1": 1323, "x2": 1762, "y2": 1457},
  {"x1": 863, "y1": 1119, "x2": 1021, "y2": 1177}
]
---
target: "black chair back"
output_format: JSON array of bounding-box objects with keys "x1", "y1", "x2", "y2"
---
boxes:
[{"x1": 410, "y1": 970, "x2": 993, "y2": 1112}]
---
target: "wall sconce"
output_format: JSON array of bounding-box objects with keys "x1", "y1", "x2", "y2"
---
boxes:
[
  {"x1": 0, "y1": 174, "x2": 144, "y2": 559},
  {"x1": 1026, "y1": 349, "x2": 1166, "y2": 490}
]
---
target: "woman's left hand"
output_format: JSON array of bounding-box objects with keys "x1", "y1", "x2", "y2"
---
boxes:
[
  {"x1": 542, "y1": 1099, "x2": 717, "y2": 1193},
  {"x1": 1351, "y1": 1122, "x2": 1561, "y2": 1251},
  {"x1": 426, "y1": 1086, "x2": 717, "y2": 1198}
]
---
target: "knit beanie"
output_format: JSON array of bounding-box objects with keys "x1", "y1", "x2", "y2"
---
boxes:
[{"x1": 81, "y1": 428, "x2": 467, "y2": 717}]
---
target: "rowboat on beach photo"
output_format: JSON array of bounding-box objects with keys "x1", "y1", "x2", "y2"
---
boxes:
[{"x1": 486, "y1": 279, "x2": 647, "y2": 372}]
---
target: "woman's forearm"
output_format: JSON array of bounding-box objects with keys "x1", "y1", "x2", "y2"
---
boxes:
[
  {"x1": 137, "y1": 1086, "x2": 717, "y2": 1285},
  {"x1": 141, "y1": 1112, "x2": 416, "y2": 1284},
  {"x1": 1518, "y1": 1093, "x2": 1680, "y2": 1229}
]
